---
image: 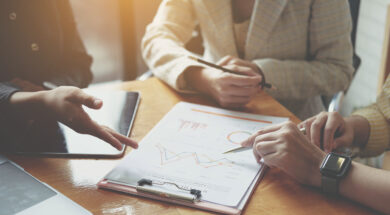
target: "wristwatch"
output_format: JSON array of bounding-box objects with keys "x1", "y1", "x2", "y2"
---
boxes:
[{"x1": 320, "y1": 152, "x2": 352, "y2": 195}]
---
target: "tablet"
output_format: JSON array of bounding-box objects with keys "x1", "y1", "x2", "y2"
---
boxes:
[{"x1": 4, "y1": 90, "x2": 140, "y2": 158}]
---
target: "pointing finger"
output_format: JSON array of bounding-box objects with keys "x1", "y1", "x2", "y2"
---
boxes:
[{"x1": 103, "y1": 126, "x2": 139, "y2": 149}]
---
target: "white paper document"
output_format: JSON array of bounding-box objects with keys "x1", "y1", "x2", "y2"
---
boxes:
[{"x1": 105, "y1": 102, "x2": 288, "y2": 207}]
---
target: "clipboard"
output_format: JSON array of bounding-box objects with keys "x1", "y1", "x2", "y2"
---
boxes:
[
  {"x1": 98, "y1": 166, "x2": 267, "y2": 215},
  {"x1": 98, "y1": 102, "x2": 287, "y2": 214}
]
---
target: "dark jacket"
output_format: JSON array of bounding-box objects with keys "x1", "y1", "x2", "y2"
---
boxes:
[
  {"x1": 0, "y1": 0, "x2": 92, "y2": 149},
  {"x1": 0, "y1": 0, "x2": 92, "y2": 108}
]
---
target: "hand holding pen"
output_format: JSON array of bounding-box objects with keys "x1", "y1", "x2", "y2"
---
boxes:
[
  {"x1": 186, "y1": 55, "x2": 275, "y2": 109},
  {"x1": 234, "y1": 121, "x2": 326, "y2": 187},
  {"x1": 223, "y1": 126, "x2": 306, "y2": 154},
  {"x1": 189, "y1": 56, "x2": 276, "y2": 90}
]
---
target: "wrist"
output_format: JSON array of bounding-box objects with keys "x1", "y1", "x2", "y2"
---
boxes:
[
  {"x1": 319, "y1": 152, "x2": 352, "y2": 195},
  {"x1": 9, "y1": 91, "x2": 48, "y2": 117},
  {"x1": 310, "y1": 151, "x2": 327, "y2": 188},
  {"x1": 9, "y1": 91, "x2": 44, "y2": 105},
  {"x1": 184, "y1": 66, "x2": 216, "y2": 95},
  {"x1": 346, "y1": 115, "x2": 370, "y2": 148}
]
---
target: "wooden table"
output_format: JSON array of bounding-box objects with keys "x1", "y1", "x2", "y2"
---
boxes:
[{"x1": 8, "y1": 78, "x2": 377, "y2": 215}]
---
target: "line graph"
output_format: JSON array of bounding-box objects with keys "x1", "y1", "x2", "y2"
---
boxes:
[
  {"x1": 111, "y1": 103, "x2": 285, "y2": 206},
  {"x1": 155, "y1": 144, "x2": 235, "y2": 168}
]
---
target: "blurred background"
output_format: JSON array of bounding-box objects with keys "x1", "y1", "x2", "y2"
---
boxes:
[{"x1": 69, "y1": 0, "x2": 160, "y2": 83}]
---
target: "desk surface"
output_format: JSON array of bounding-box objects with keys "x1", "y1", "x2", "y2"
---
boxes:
[{"x1": 8, "y1": 78, "x2": 376, "y2": 215}]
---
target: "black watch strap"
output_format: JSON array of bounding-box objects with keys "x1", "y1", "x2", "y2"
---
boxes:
[{"x1": 321, "y1": 175, "x2": 339, "y2": 195}]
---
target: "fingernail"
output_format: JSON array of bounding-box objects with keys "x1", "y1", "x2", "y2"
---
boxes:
[
  {"x1": 117, "y1": 144, "x2": 123, "y2": 150},
  {"x1": 94, "y1": 99, "x2": 102, "y2": 106}
]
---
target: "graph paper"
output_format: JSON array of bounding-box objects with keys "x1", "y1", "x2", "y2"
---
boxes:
[{"x1": 105, "y1": 102, "x2": 287, "y2": 206}]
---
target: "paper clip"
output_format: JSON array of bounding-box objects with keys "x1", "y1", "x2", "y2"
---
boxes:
[{"x1": 137, "y1": 179, "x2": 202, "y2": 203}]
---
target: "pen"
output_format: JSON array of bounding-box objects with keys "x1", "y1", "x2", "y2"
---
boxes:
[
  {"x1": 188, "y1": 56, "x2": 276, "y2": 90},
  {"x1": 223, "y1": 127, "x2": 306, "y2": 154}
]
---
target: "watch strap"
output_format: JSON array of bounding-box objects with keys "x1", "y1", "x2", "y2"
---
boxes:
[{"x1": 321, "y1": 175, "x2": 339, "y2": 195}]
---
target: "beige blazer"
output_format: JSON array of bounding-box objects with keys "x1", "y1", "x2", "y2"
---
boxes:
[
  {"x1": 353, "y1": 75, "x2": 390, "y2": 157},
  {"x1": 142, "y1": 0, "x2": 354, "y2": 120}
]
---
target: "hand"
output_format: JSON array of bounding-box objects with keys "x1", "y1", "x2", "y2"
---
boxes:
[
  {"x1": 41, "y1": 86, "x2": 138, "y2": 150},
  {"x1": 186, "y1": 56, "x2": 263, "y2": 108},
  {"x1": 241, "y1": 121, "x2": 326, "y2": 187},
  {"x1": 298, "y1": 112, "x2": 354, "y2": 153},
  {"x1": 217, "y1": 55, "x2": 261, "y2": 74}
]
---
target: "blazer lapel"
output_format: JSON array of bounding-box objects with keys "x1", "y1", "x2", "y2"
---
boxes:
[
  {"x1": 245, "y1": 0, "x2": 288, "y2": 59},
  {"x1": 201, "y1": 0, "x2": 238, "y2": 57}
]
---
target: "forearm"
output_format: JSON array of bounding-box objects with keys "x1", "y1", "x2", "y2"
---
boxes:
[
  {"x1": 8, "y1": 91, "x2": 47, "y2": 119},
  {"x1": 339, "y1": 162, "x2": 390, "y2": 214},
  {"x1": 141, "y1": 0, "x2": 202, "y2": 91},
  {"x1": 142, "y1": 36, "x2": 204, "y2": 91}
]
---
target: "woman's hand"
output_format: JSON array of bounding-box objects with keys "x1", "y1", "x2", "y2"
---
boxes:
[
  {"x1": 298, "y1": 112, "x2": 354, "y2": 153},
  {"x1": 241, "y1": 121, "x2": 326, "y2": 187},
  {"x1": 40, "y1": 87, "x2": 138, "y2": 150},
  {"x1": 298, "y1": 112, "x2": 371, "y2": 152},
  {"x1": 185, "y1": 56, "x2": 263, "y2": 108}
]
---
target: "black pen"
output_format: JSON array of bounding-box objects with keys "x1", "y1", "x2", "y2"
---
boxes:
[{"x1": 188, "y1": 56, "x2": 276, "y2": 90}]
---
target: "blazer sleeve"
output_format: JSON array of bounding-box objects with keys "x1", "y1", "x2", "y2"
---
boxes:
[
  {"x1": 0, "y1": 83, "x2": 20, "y2": 145},
  {"x1": 0, "y1": 82, "x2": 19, "y2": 112},
  {"x1": 352, "y1": 77, "x2": 390, "y2": 157},
  {"x1": 50, "y1": 0, "x2": 93, "y2": 88},
  {"x1": 254, "y1": 0, "x2": 354, "y2": 100},
  {"x1": 141, "y1": 0, "x2": 204, "y2": 92}
]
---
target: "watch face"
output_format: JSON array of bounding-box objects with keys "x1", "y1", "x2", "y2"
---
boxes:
[
  {"x1": 324, "y1": 154, "x2": 345, "y2": 173},
  {"x1": 320, "y1": 153, "x2": 351, "y2": 178}
]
